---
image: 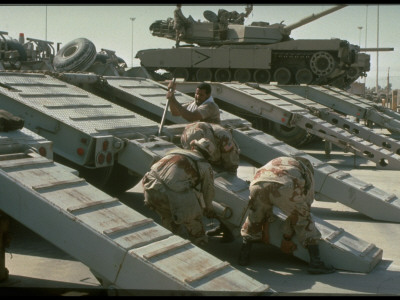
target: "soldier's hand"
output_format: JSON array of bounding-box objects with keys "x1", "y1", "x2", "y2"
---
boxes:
[
  {"x1": 167, "y1": 80, "x2": 176, "y2": 92},
  {"x1": 204, "y1": 207, "x2": 217, "y2": 219}
]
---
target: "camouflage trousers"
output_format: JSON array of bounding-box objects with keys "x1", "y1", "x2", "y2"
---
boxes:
[
  {"x1": 144, "y1": 188, "x2": 207, "y2": 245},
  {"x1": 241, "y1": 182, "x2": 321, "y2": 247}
]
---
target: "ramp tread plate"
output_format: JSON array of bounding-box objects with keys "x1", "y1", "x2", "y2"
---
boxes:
[
  {"x1": 67, "y1": 197, "x2": 119, "y2": 213},
  {"x1": 103, "y1": 218, "x2": 154, "y2": 236},
  {"x1": 184, "y1": 261, "x2": 230, "y2": 284}
]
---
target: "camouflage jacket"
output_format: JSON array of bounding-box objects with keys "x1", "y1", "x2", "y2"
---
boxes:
[{"x1": 142, "y1": 149, "x2": 215, "y2": 210}]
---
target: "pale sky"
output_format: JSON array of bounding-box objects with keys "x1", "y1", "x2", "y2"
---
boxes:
[{"x1": 1, "y1": 4, "x2": 400, "y2": 90}]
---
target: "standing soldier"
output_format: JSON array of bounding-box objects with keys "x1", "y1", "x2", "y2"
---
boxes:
[
  {"x1": 142, "y1": 138, "x2": 217, "y2": 246},
  {"x1": 174, "y1": 4, "x2": 189, "y2": 47},
  {"x1": 167, "y1": 81, "x2": 221, "y2": 124},
  {"x1": 238, "y1": 156, "x2": 335, "y2": 274}
]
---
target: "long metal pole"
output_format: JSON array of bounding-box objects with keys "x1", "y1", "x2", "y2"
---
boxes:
[
  {"x1": 364, "y1": 5, "x2": 368, "y2": 97},
  {"x1": 130, "y1": 17, "x2": 136, "y2": 68},
  {"x1": 45, "y1": 6, "x2": 48, "y2": 41},
  {"x1": 375, "y1": 5, "x2": 379, "y2": 94}
]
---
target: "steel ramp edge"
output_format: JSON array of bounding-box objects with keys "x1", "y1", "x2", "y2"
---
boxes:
[
  {"x1": 215, "y1": 83, "x2": 400, "y2": 170},
  {"x1": 97, "y1": 76, "x2": 251, "y2": 128},
  {"x1": 212, "y1": 170, "x2": 382, "y2": 273},
  {"x1": 231, "y1": 126, "x2": 400, "y2": 223},
  {"x1": 0, "y1": 153, "x2": 270, "y2": 295},
  {"x1": 325, "y1": 85, "x2": 400, "y2": 122},
  {"x1": 292, "y1": 112, "x2": 400, "y2": 170},
  {"x1": 113, "y1": 135, "x2": 383, "y2": 273},
  {"x1": 281, "y1": 85, "x2": 400, "y2": 135},
  {"x1": 255, "y1": 84, "x2": 400, "y2": 158}
]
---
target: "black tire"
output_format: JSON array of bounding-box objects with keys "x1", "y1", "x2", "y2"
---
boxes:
[
  {"x1": 80, "y1": 163, "x2": 142, "y2": 196},
  {"x1": 53, "y1": 38, "x2": 97, "y2": 72},
  {"x1": 271, "y1": 123, "x2": 311, "y2": 147},
  {"x1": 4, "y1": 39, "x2": 27, "y2": 61}
]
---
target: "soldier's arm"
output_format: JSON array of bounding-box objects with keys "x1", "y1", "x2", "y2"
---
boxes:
[
  {"x1": 199, "y1": 162, "x2": 215, "y2": 210},
  {"x1": 168, "y1": 96, "x2": 203, "y2": 121}
]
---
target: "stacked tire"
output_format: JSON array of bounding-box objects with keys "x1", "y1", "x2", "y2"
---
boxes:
[{"x1": 53, "y1": 38, "x2": 97, "y2": 72}]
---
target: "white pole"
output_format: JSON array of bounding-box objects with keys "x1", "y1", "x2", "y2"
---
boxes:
[
  {"x1": 130, "y1": 17, "x2": 136, "y2": 68},
  {"x1": 375, "y1": 5, "x2": 379, "y2": 94}
]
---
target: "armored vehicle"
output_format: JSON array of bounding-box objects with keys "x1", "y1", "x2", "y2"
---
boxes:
[{"x1": 136, "y1": 5, "x2": 370, "y2": 89}]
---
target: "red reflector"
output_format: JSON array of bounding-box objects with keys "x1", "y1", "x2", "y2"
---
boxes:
[
  {"x1": 106, "y1": 152, "x2": 112, "y2": 164},
  {"x1": 77, "y1": 148, "x2": 85, "y2": 156},
  {"x1": 281, "y1": 118, "x2": 286, "y2": 123},
  {"x1": 97, "y1": 153, "x2": 105, "y2": 164},
  {"x1": 103, "y1": 140, "x2": 109, "y2": 151},
  {"x1": 38, "y1": 147, "x2": 47, "y2": 157}
]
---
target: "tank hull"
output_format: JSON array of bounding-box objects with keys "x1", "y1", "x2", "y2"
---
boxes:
[{"x1": 136, "y1": 39, "x2": 369, "y2": 89}]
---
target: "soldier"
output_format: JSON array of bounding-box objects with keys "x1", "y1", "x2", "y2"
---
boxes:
[
  {"x1": 238, "y1": 156, "x2": 335, "y2": 274},
  {"x1": 173, "y1": 4, "x2": 189, "y2": 47},
  {"x1": 142, "y1": 138, "x2": 217, "y2": 246},
  {"x1": 181, "y1": 121, "x2": 240, "y2": 173},
  {"x1": 167, "y1": 80, "x2": 221, "y2": 124},
  {"x1": 181, "y1": 121, "x2": 241, "y2": 243}
]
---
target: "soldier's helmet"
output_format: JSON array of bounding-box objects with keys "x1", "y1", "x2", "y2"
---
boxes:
[{"x1": 190, "y1": 137, "x2": 217, "y2": 161}]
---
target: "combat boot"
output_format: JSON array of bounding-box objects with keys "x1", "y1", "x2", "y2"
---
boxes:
[
  {"x1": 307, "y1": 244, "x2": 335, "y2": 274},
  {"x1": 238, "y1": 240, "x2": 252, "y2": 266},
  {"x1": 206, "y1": 222, "x2": 234, "y2": 243}
]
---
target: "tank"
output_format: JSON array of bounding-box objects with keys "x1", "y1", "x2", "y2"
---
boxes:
[{"x1": 136, "y1": 5, "x2": 370, "y2": 89}]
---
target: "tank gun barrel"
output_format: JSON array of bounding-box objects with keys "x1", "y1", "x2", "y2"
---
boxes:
[
  {"x1": 283, "y1": 5, "x2": 347, "y2": 34},
  {"x1": 360, "y1": 47, "x2": 394, "y2": 52}
]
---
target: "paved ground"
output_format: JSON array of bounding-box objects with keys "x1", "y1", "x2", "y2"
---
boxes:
[{"x1": 1, "y1": 134, "x2": 400, "y2": 296}]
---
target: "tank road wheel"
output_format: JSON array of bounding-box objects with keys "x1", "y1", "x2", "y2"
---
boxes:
[
  {"x1": 173, "y1": 68, "x2": 190, "y2": 81},
  {"x1": 273, "y1": 67, "x2": 291, "y2": 85},
  {"x1": 233, "y1": 69, "x2": 251, "y2": 83},
  {"x1": 346, "y1": 67, "x2": 360, "y2": 80},
  {"x1": 271, "y1": 123, "x2": 311, "y2": 147},
  {"x1": 215, "y1": 68, "x2": 231, "y2": 82},
  {"x1": 195, "y1": 68, "x2": 212, "y2": 81},
  {"x1": 253, "y1": 69, "x2": 271, "y2": 84},
  {"x1": 295, "y1": 68, "x2": 313, "y2": 85},
  {"x1": 310, "y1": 51, "x2": 336, "y2": 77},
  {"x1": 53, "y1": 38, "x2": 97, "y2": 72}
]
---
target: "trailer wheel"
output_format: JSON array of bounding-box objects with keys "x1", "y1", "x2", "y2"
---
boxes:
[
  {"x1": 271, "y1": 123, "x2": 311, "y2": 147},
  {"x1": 253, "y1": 70, "x2": 270, "y2": 83},
  {"x1": 53, "y1": 38, "x2": 97, "y2": 72}
]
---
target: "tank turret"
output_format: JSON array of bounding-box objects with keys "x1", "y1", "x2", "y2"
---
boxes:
[{"x1": 137, "y1": 5, "x2": 371, "y2": 89}]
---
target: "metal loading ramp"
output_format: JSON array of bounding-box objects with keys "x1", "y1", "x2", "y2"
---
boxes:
[
  {"x1": 87, "y1": 76, "x2": 400, "y2": 222},
  {"x1": 325, "y1": 85, "x2": 400, "y2": 123},
  {"x1": 281, "y1": 85, "x2": 400, "y2": 135},
  {"x1": 120, "y1": 134, "x2": 383, "y2": 273},
  {"x1": 0, "y1": 148, "x2": 271, "y2": 295},
  {"x1": 173, "y1": 81, "x2": 400, "y2": 169},
  {"x1": 231, "y1": 126, "x2": 400, "y2": 223},
  {"x1": 252, "y1": 83, "x2": 400, "y2": 164}
]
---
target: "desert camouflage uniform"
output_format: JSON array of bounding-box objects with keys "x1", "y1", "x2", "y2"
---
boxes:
[
  {"x1": 181, "y1": 122, "x2": 240, "y2": 172},
  {"x1": 182, "y1": 96, "x2": 221, "y2": 124},
  {"x1": 241, "y1": 156, "x2": 321, "y2": 247},
  {"x1": 142, "y1": 148, "x2": 215, "y2": 245}
]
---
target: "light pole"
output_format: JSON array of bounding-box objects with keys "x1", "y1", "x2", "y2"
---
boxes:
[
  {"x1": 130, "y1": 17, "x2": 136, "y2": 68},
  {"x1": 357, "y1": 26, "x2": 363, "y2": 83},
  {"x1": 357, "y1": 26, "x2": 363, "y2": 48}
]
